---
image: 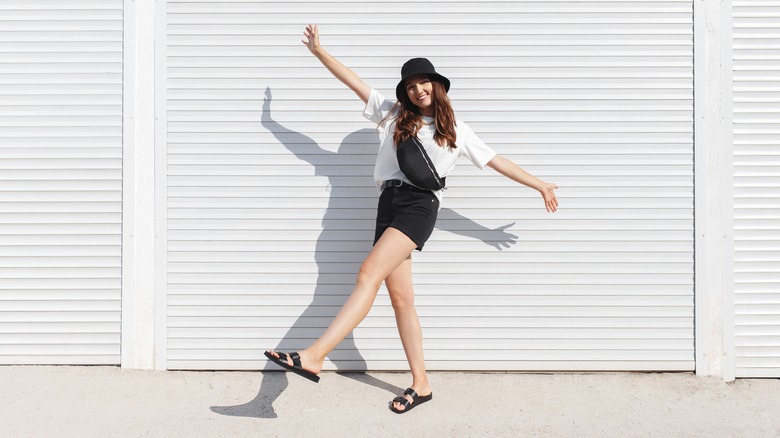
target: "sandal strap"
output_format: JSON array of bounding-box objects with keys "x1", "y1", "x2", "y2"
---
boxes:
[
  {"x1": 392, "y1": 396, "x2": 411, "y2": 409},
  {"x1": 289, "y1": 352, "x2": 302, "y2": 367},
  {"x1": 403, "y1": 388, "x2": 419, "y2": 401},
  {"x1": 275, "y1": 352, "x2": 302, "y2": 368}
]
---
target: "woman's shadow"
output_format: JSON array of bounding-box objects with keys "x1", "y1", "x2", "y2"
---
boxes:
[{"x1": 210, "y1": 87, "x2": 518, "y2": 418}]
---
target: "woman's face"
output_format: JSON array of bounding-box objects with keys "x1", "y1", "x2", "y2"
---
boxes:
[{"x1": 405, "y1": 74, "x2": 434, "y2": 114}]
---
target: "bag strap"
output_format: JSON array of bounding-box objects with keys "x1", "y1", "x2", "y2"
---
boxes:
[{"x1": 411, "y1": 136, "x2": 446, "y2": 190}]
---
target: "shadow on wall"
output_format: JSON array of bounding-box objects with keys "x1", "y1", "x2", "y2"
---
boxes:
[{"x1": 210, "y1": 87, "x2": 519, "y2": 419}]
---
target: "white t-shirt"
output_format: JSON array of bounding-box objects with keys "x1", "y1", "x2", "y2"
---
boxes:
[{"x1": 362, "y1": 88, "x2": 497, "y2": 202}]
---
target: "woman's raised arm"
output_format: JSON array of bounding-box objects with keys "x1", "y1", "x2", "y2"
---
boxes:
[{"x1": 302, "y1": 24, "x2": 371, "y2": 104}]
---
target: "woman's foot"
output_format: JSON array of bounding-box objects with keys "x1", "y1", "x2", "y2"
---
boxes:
[
  {"x1": 391, "y1": 383, "x2": 432, "y2": 413},
  {"x1": 265, "y1": 349, "x2": 323, "y2": 374},
  {"x1": 264, "y1": 350, "x2": 324, "y2": 382}
]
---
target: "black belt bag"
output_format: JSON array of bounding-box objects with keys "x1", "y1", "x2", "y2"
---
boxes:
[{"x1": 396, "y1": 135, "x2": 446, "y2": 191}]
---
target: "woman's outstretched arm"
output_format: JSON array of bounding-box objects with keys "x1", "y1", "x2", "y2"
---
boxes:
[
  {"x1": 302, "y1": 24, "x2": 371, "y2": 103},
  {"x1": 486, "y1": 155, "x2": 559, "y2": 212}
]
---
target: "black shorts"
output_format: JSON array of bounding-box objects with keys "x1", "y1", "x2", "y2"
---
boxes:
[{"x1": 373, "y1": 182, "x2": 440, "y2": 251}]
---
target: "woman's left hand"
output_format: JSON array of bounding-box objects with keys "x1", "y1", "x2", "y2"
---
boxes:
[{"x1": 540, "y1": 182, "x2": 559, "y2": 212}]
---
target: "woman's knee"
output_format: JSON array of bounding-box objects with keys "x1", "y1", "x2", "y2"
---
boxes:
[
  {"x1": 387, "y1": 284, "x2": 415, "y2": 311},
  {"x1": 356, "y1": 260, "x2": 384, "y2": 290}
]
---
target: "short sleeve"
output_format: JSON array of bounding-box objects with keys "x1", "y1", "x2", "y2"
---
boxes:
[
  {"x1": 458, "y1": 121, "x2": 497, "y2": 169},
  {"x1": 362, "y1": 88, "x2": 396, "y2": 125}
]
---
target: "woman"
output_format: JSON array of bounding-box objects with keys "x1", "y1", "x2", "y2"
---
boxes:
[{"x1": 266, "y1": 24, "x2": 559, "y2": 414}]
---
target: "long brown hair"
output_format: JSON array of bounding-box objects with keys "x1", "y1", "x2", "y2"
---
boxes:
[{"x1": 382, "y1": 79, "x2": 457, "y2": 149}]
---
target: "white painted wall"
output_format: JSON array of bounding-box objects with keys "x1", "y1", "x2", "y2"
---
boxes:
[
  {"x1": 693, "y1": 0, "x2": 736, "y2": 381},
  {"x1": 159, "y1": 0, "x2": 695, "y2": 372},
  {"x1": 732, "y1": 0, "x2": 780, "y2": 378},
  {"x1": 122, "y1": 0, "x2": 157, "y2": 369},
  {"x1": 0, "y1": 0, "x2": 124, "y2": 365},
  {"x1": 112, "y1": 0, "x2": 754, "y2": 378}
]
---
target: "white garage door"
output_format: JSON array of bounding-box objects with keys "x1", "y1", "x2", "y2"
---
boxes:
[
  {"x1": 733, "y1": 0, "x2": 780, "y2": 378},
  {"x1": 163, "y1": 0, "x2": 694, "y2": 371},
  {"x1": 0, "y1": 1, "x2": 124, "y2": 364}
]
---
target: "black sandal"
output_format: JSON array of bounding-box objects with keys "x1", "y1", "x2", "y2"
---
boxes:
[
  {"x1": 389, "y1": 387, "x2": 432, "y2": 414},
  {"x1": 264, "y1": 351, "x2": 320, "y2": 383}
]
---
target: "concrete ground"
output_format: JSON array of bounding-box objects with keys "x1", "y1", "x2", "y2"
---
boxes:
[{"x1": 1, "y1": 367, "x2": 778, "y2": 438}]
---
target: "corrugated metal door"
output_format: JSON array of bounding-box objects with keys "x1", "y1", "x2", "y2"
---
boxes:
[
  {"x1": 733, "y1": 0, "x2": 780, "y2": 378},
  {"x1": 164, "y1": 1, "x2": 694, "y2": 371},
  {"x1": 0, "y1": 1, "x2": 123, "y2": 364}
]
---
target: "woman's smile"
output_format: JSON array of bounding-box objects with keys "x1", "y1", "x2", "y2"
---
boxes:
[
  {"x1": 414, "y1": 92, "x2": 429, "y2": 105},
  {"x1": 405, "y1": 75, "x2": 434, "y2": 115}
]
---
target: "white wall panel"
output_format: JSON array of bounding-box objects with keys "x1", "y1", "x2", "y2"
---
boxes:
[
  {"x1": 733, "y1": 0, "x2": 780, "y2": 378},
  {"x1": 0, "y1": 1, "x2": 123, "y2": 365},
  {"x1": 164, "y1": 0, "x2": 694, "y2": 371}
]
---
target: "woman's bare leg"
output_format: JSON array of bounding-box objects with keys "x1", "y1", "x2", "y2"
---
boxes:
[
  {"x1": 267, "y1": 227, "x2": 417, "y2": 373},
  {"x1": 385, "y1": 256, "x2": 431, "y2": 411}
]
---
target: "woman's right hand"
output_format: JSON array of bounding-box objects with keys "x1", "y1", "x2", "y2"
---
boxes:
[
  {"x1": 300, "y1": 23, "x2": 371, "y2": 103},
  {"x1": 302, "y1": 24, "x2": 321, "y2": 55}
]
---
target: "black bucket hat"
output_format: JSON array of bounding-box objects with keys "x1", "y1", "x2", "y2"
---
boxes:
[{"x1": 395, "y1": 58, "x2": 450, "y2": 102}]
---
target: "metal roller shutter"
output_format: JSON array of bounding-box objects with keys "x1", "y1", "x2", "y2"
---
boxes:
[
  {"x1": 733, "y1": 0, "x2": 780, "y2": 378},
  {"x1": 0, "y1": 1, "x2": 123, "y2": 365},
  {"x1": 164, "y1": 0, "x2": 694, "y2": 371}
]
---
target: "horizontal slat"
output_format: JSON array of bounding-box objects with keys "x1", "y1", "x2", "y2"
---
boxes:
[
  {"x1": 165, "y1": 187, "x2": 691, "y2": 198},
  {"x1": 168, "y1": 315, "x2": 693, "y2": 330},
  {"x1": 166, "y1": 274, "x2": 692, "y2": 287},
  {"x1": 169, "y1": 326, "x2": 692, "y2": 340},
  {"x1": 167, "y1": 283, "x2": 693, "y2": 296},
  {"x1": 166, "y1": 229, "x2": 694, "y2": 241},
  {"x1": 167, "y1": 251, "x2": 692, "y2": 263},
  {"x1": 735, "y1": 336, "x2": 780, "y2": 348},
  {"x1": 167, "y1": 219, "x2": 693, "y2": 231},
  {"x1": 0, "y1": 289, "x2": 120, "y2": 300},
  {"x1": 170, "y1": 338, "x2": 694, "y2": 352},
  {"x1": 167, "y1": 294, "x2": 692, "y2": 307},
  {"x1": 0, "y1": 1, "x2": 121, "y2": 9},
  {"x1": 171, "y1": 112, "x2": 695, "y2": 125},
  {"x1": 170, "y1": 98, "x2": 693, "y2": 111},
  {"x1": 170, "y1": 2, "x2": 693, "y2": 13},
  {"x1": 166, "y1": 198, "x2": 694, "y2": 209},
  {"x1": 167, "y1": 240, "x2": 692, "y2": 253},
  {"x1": 0, "y1": 321, "x2": 118, "y2": 333},
  {"x1": 167, "y1": 305, "x2": 691, "y2": 319},
  {"x1": 0, "y1": 356, "x2": 118, "y2": 365},
  {"x1": 0, "y1": 224, "x2": 119, "y2": 233},
  {"x1": 168, "y1": 207, "x2": 693, "y2": 220},
  {"x1": 170, "y1": 120, "x2": 695, "y2": 133},
  {"x1": 0, "y1": 194, "x2": 120, "y2": 204},
  {"x1": 0, "y1": 159, "x2": 121, "y2": 169},
  {"x1": 0, "y1": 310, "x2": 119, "y2": 323},
  {"x1": 0, "y1": 213, "x2": 120, "y2": 224},
  {"x1": 167, "y1": 359, "x2": 695, "y2": 372},
  {"x1": 0, "y1": 344, "x2": 119, "y2": 355},
  {"x1": 168, "y1": 88, "x2": 693, "y2": 99},
  {"x1": 167, "y1": 349, "x2": 694, "y2": 363},
  {"x1": 0, "y1": 257, "x2": 120, "y2": 268},
  {"x1": 0, "y1": 246, "x2": 120, "y2": 256},
  {"x1": 168, "y1": 165, "x2": 693, "y2": 177},
  {"x1": 0, "y1": 203, "x2": 121, "y2": 213},
  {"x1": 0, "y1": 333, "x2": 118, "y2": 344},
  {"x1": 168, "y1": 23, "x2": 691, "y2": 36},
  {"x1": 0, "y1": 298, "x2": 119, "y2": 310},
  {"x1": 0, "y1": 236, "x2": 119, "y2": 245},
  {"x1": 168, "y1": 261, "x2": 693, "y2": 275}
]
